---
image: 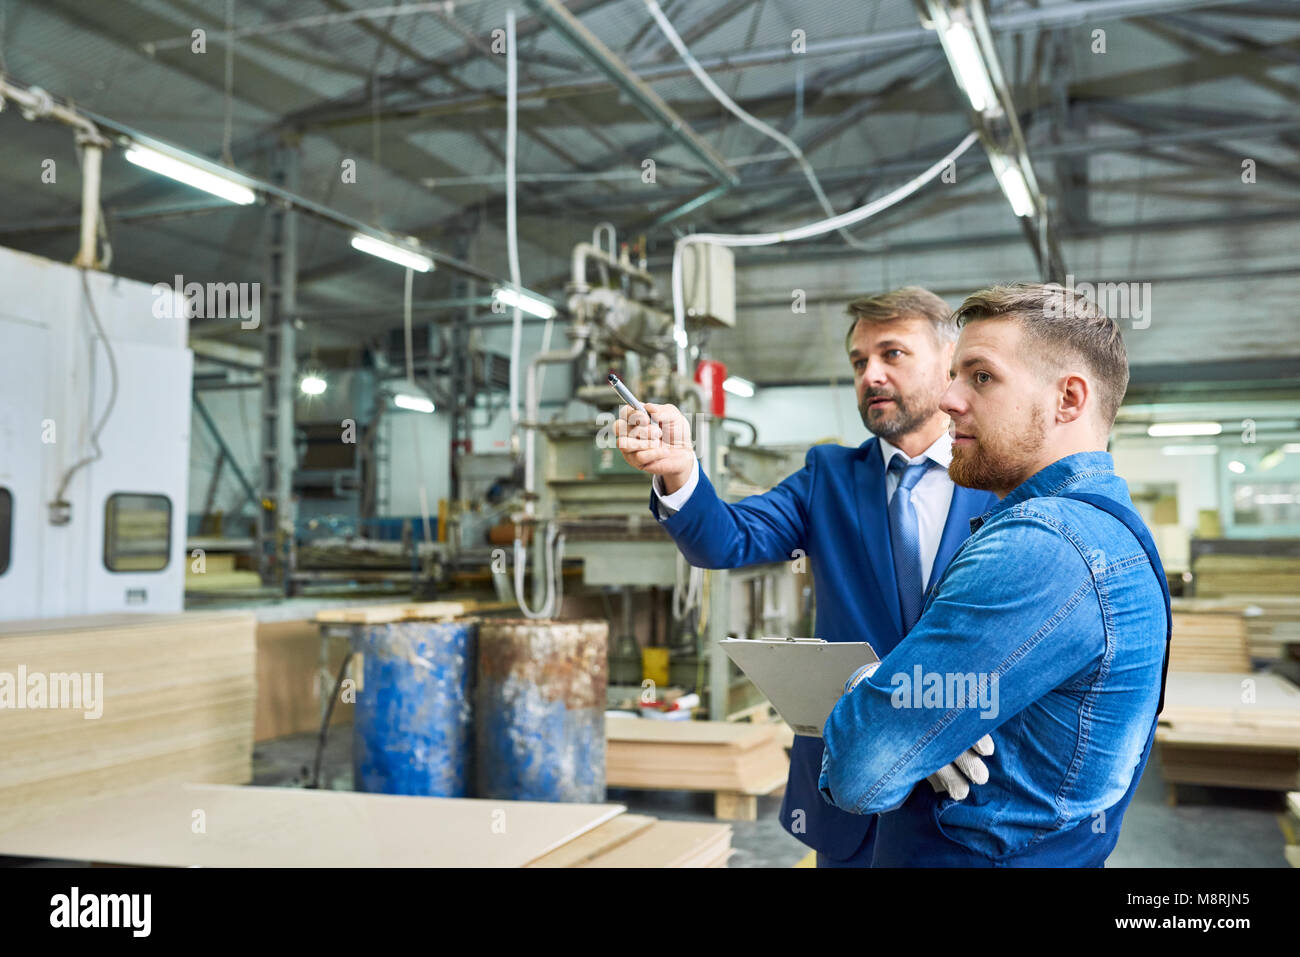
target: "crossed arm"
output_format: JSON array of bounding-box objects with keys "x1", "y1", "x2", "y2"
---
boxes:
[{"x1": 818, "y1": 513, "x2": 1102, "y2": 815}]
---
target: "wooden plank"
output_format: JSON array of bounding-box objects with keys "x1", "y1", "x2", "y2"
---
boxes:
[
  {"x1": 525, "y1": 814, "x2": 656, "y2": 868},
  {"x1": 579, "y1": 820, "x2": 731, "y2": 868},
  {"x1": 0, "y1": 783, "x2": 626, "y2": 868},
  {"x1": 606, "y1": 719, "x2": 778, "y2": 748},
  {"x1": 313, "y1": 601, "x2": 469, "y2": 625},
  {"x1": 255, "y1": 620, "x2": 351, "y2": 742}
]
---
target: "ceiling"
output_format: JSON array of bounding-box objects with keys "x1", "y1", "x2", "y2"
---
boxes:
[{"x1": 0, "y1": 0, "x2": 1297, "y2": 388}]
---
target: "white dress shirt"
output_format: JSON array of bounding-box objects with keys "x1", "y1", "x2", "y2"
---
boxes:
[{"x1": 652, "y1": 432, "x2": 956, "y2": 591}]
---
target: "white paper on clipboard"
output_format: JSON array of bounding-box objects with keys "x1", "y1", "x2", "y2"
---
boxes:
[{"x1": 721, "y1": 637, "x2": 880, "y2": 737}]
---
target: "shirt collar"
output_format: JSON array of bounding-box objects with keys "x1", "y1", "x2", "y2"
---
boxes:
[
  {"x1": 979, "y1": 451, "x2": 1116, "y2": 525},
  {"x1": 878, "y1": 430, "x2": 953, "y2": 471}
]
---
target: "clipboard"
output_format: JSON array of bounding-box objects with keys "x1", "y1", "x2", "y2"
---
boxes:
[{"x1": 721, "y1": 637, "x2": 880, "y2": 737}]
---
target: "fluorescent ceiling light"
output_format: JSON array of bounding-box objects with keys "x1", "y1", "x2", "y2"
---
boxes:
[
  {"x1": 1228, "y1": 460, "x2": 1246, "y2": 474},
  {"x1": 300, "y1": 375, "x2": 326, "y2": 396},
  {"x1": 1147, "y1": 422, "x2": 1223, "y2": 437},
  {"x1": 1160, "y1": 445, "x2": 1218, "y2": 456},
  {"x1": 1259, "y1": 447, "x2": 1286, "y2": 470},
  {"x1": 351, "y1": 233, "x2": 434, "y2": 272},
  {"x1": 494, "y1": 286, "x2": 556, "y2": 320},
  {"x1": 942, "y1": 21, "x2": 997, "y2": 113},
  {"x1": 124, "y1": 145, "x2": 256, "y2": 205},
  {"x1": 994, "y1": 161, "x2": 1034, "y2": 218},
  {"x1": 394, "y1": 392, "x2": 435, "y2": 413},
  {"x1": 722, "y1": 375, "x2": 755, "y2": 398}
]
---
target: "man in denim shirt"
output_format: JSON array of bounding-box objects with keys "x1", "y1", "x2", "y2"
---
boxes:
[{"x1": 819, "y1": 283, "x2": 1171, "y2": 867}]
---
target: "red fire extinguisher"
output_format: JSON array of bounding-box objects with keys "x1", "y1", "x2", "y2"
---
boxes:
[{"x1": 695, "y1": 359, "x2": 727, "y2": 418}]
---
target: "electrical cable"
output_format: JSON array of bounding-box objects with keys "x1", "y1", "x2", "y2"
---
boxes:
[
  {"x1": 308, "y1": 651, "x2": 353, "y2": 789},
  {"x1": 52, "y1": 269, "x2": 120, "y2": 509},
  {"x1": 644, "y1": 0, "x2": 872, "y2": 252},
  {"x1": 668, "y1": 130, "x2": 980, "y2": 376}
]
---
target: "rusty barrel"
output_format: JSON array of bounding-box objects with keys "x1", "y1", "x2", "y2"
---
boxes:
[
  {"x1": 352, "y1": 619, "x2": 477, "y2": 797},
  {"x1": 475, "y1": 618, "x2": 608, "y2": 802}
]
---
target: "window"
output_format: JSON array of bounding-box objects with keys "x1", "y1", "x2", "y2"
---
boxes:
[
  {"x1": 104, "y1": 493, "x2": 172, "y2": 572},
  {"x1": 0, "y1": 488, "x2": 11, "y2": 576}
]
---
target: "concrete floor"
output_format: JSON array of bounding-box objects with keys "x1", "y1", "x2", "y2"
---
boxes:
[{"x1": 254, "y1": 731, "x2": 1291, "y2": 867}]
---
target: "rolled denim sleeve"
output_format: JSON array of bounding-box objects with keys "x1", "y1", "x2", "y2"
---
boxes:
[{"x1": 818, "y1": 511, "x2": 1104, "y2": 815}]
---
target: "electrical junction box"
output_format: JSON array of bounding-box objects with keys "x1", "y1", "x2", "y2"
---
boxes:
[{"x1": 680, "y1": 242, "x2": 735, "y2": 328}]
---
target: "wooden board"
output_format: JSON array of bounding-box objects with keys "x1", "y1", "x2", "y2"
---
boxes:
[
  {"x1": 0, "y1": 612, "x2": 256, "y2": 833},
  {"x1": 525, "y1": 814, "x2": 656, "y2": 868},
  {"x1": 579, "y1": 820, "x2": 732, "y2": 868},
  {"x1": 313, "y1": 601, "x2": 470, "y2": 625},
  {"x1": 0, "y1": 783, "x2": 626, "y2": 868},
  {"x1": 1158, "y1": 672, "x2": 1300, "y2": 747},
  {"x1": 255, "y1": 619, "x2": 352, "y2": 742}
]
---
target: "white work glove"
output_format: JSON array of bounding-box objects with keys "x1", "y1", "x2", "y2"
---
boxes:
[
  {"x1": 927, "y1": 735, "x2": 994, "y2": 800},
  {"x1": 842, "y1": 662, "x2": 994, "y2": 801}
]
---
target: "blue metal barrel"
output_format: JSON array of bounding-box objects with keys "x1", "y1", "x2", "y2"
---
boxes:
[
  {"x1": 352, "y1": 619, "x2": 477, "y2": 797},
  {"x1": 475, "y1": 619, "x2": 608, "y2": 803}
]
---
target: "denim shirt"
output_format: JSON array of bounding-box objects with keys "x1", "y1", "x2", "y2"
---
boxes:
[{"x1": 817, "y1": 451, "x2": 1167, "y2": 859}]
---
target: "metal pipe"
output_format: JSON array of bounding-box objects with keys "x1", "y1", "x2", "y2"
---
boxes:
[
  {"x1": 74, "y1": 135, "x2": 105, "y2": 268},
  {"x1": 524, "y1": 0, "x2": 738, "y2": 187},
  {"x1": 570, "y1": 242, "x2": 654, "y2": 293},
  {"x1": 522, "y1": 326, "x2": 591, "y2": 518}
]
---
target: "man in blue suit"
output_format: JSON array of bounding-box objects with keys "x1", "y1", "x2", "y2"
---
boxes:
[{"x1": 614, "y1": 287, "x2": 998, "y2": 867}]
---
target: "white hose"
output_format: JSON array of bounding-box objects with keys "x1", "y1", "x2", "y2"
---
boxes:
[
  {"x1": 506, "y1": 8, "x2": 523, "y2": 440},
  {"x1": 643, "y1": 0, "x2": 871, "y2": 253},
  {"x1": 669, "y1": 130, "x2": 980, "y2": 375},
  {"x1": 505, "y1": 7, "x2": 559, "y2": 620}
]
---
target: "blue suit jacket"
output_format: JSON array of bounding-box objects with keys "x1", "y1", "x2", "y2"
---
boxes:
[{"x1": 648, "y1": 437, "x2": 997, "y2": 860}]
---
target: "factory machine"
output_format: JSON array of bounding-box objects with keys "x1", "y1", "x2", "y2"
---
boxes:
[
  {"x1": 509, "y1": 227, "x2": 807, "y2": 718},
  {"x1": 0, "y1": 245, "x2": 192, "y2": 620}
]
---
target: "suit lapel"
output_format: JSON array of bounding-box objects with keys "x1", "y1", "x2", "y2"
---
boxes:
[
  {"x1": 932, "y1": 485, "x2": 994, "y2": 589},
  {"x1": 853, "y1": 439, "x2": 903, "y2": 637}
]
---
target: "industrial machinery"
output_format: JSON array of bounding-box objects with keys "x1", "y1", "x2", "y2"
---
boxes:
[
  {"x1": 509, "y1": 225, "x2": 804, "y2": 717},
  {"x1": 0, "y1": 244, "x2": 192, "y2": 619}
]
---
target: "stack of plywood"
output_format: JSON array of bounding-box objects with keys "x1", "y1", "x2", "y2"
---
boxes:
[
  {"x1": 184, "y1": 552, "x2": 262, "y2": 592},
  {"x1": 1169, "y1": 603, "x2": 1251, "y2": 672},
  {"x1": 606, "y1": 719, "x2": 789, "y2": 820},
  {"x1": 1194, "y1": 554, "x2": 1300, "y2": 597},
  {"x1": 1174, "y1": 596, "x2": 1300, "y2": 661},
  {"x1": 1157, "y1": 672, "x2": 1300, "y2": 794},
  {"x1": 0, "y1": 783, "x2": 731, "y2": 868},
  {"x1": 1285, "y1": 792, "x2": 1300, "y2": 868},
  {"x1": 0, "y1": 612, "x2": 256, "y2": 833}
]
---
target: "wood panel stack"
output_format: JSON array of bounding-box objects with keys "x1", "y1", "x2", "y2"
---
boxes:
[
  {"x1": 1173, "y1": 596, "x2": 1300, "y2": 661},
  {"x1": 1169, "y1": 603, "x2": 1251, "y2": 672},
  {"x1": 0, "y1": 612, "x2": 256, "y2": 833},
  {"x1": 606, "y1": 719, "x2": 789, "y2": 820},
  {"x1": 1194, "y1": 554, "x2": 1300, "y2": 597},
  {"x1": 1157, "y1": 672, "x2": 1300, "y2": 794}
]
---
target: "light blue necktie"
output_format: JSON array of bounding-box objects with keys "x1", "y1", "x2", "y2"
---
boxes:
[{"x1": 888, "y1": 454, "x2": 933, "y2": 633}]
